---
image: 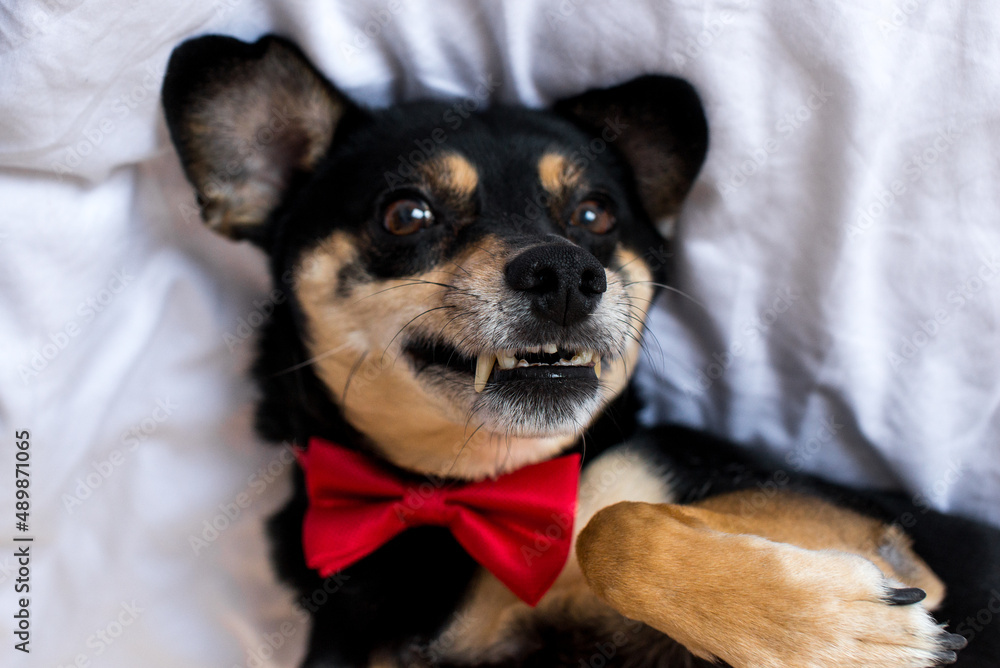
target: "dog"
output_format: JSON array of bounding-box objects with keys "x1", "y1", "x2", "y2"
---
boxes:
[{"x1": 161, "y1": 34, "x2": 1000, "y2": 668}]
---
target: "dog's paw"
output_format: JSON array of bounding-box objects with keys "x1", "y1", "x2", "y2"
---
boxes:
[
  {"x1": 780, "y1": 551, "x2": 964, "y2": 667},
  {"x1": 577, "y1": 502, "x2": 965, "y2": 668},
  {"x1": 687, "y1": 547, "x2": 966, "y2": 668}
]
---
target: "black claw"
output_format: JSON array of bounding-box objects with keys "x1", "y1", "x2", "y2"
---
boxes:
[
  {"x1": 941, "y1": 632, "x2": 968, "y2": 650},
  {"x1": 934, "y1": 650, "x2": 958, "y2": 664},
  {"x1": 886, "y1": 587, "x2": 927, "y2": 605}
]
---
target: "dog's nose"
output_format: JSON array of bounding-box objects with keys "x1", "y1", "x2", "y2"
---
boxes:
[{"x1": 504, "y1": 243, "x2": 607, "y2": 327}]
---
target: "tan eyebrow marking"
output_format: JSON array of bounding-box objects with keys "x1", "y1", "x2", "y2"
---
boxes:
[
  {"x1": 420, "y1": 152, "x2": 479, "y2": 198},
  {"x1": 538, "y1": 152, "x2": 582, "y2": 195}
]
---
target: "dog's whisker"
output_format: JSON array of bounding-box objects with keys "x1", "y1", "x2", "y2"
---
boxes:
[
  {"x1": 471, "y1": 243, "x2": 500, "y2": 260},
  {"x1": 453, "y1": 261, "x2": 474, "y2": 277},
  {"x1": 380, "y1": 305, "x2": 456, "y2": 361},
  {"x1": 270, "y1": 341, "x2": 353, "y2": 376},
  {"x1": 613, "y1": 254, "x2": 645, "y2": 273},
  {"x1": 433, "y1": 311, "x2": 474, "y2": 351},
  {"x1": 624, "y1": 280, "x2": 708, "y2": 311},
  {"x1": 341, "y1": 351, "x2": 368, "y2": 404},
  {"x1": 354, "y1": 281, "x2": 453, "y2": 304},
  {"x1": 446, "y1": 421, "x2": 487, "y2": 478},
  {"x1": 636, "y1": 328, "x2": 666, "y2": 371}
]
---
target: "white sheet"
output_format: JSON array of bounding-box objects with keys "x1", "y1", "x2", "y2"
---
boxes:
[{"x1": 1, "y1": 1, "x2": 998, "y2": 666}]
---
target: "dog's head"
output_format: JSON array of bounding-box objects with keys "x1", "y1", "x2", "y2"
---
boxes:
[{"x1": 162, "y1": 35, "x2": 707, "y2": 479}]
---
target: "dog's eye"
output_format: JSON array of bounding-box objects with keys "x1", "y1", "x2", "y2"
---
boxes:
[
  {"x1": 570, "y1": 200, "x2": 615, "y2": 234},
  {"x1": 383, "y1": 199, "x2": 435, "y2": 235}
]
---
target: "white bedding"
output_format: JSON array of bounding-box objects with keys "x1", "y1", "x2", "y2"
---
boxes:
[{"x1": 2, "y1": 1, "x2": 998, "y2": 666}]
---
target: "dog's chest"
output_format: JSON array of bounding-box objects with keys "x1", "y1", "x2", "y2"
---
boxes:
[{"x1": 380, "y1": 444, "x2": 675, "y2": 667}]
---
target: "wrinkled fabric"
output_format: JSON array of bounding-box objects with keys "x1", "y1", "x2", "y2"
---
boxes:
[{"x1": 1, "y1": 1, "x2": 998, "y2": 666}]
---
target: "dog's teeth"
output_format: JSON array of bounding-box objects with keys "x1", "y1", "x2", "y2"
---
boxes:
[
  {"x1": 516, "y1": 359, "x2": 530, "y2": 368},
  {"x1": 542, "y1": 343, "x2": 558, "y2": 354},
  {"x1": 594, "y1": 356, "x2": 602, "y2": 379},
  {"x1": 525, "y1": 345, "x2": 541, "y2": 354},
  {"x1": 497, "y1": 350, "x2": 518, "y2": 369},
  {"x1": 475, "y1": 353, "x2": 496, "y2": 393},
  {"x1": 569, "y1": 350, "x2": 593, "y2": 365}
]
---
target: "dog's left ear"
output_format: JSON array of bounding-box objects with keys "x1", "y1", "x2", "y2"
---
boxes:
[
  {"x1": 554, "y1": 75, "x2": 708, "y2": 233},
  {"x1": 162, "y1": 35, "x2": 353, "y2": 243}
]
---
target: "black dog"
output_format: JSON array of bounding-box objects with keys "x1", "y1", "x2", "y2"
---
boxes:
[{"x1": 162, "y1": 34, "x2": 1000, "y2": 668}]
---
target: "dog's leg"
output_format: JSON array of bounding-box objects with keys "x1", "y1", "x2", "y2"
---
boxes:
[{"x1": 577, "y1": 491, "x2": 966, "y2": 668}]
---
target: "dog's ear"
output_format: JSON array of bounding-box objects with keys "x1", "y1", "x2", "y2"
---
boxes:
[
  {"x1": 554, "y1": 75, "x2": 708, "y2": 234},
  {"x1": 162, "y1": 35, "x2": 352, "y2": 243}
]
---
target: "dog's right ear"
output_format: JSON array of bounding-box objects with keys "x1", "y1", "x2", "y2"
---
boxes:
[{"x1": 162, "y1": 35, "x2": 353, "y2": 243}]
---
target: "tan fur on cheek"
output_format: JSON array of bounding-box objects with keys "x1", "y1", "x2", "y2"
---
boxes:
[
  {"x1": 295, "y1": 233, "x2": 467, "y2": 457},
  {"x1": 597, "y1": 247, "x2": 654, "y2": 405},
  {"x1": 294, "y1": 234, "x2": 577, "y2": 480}
]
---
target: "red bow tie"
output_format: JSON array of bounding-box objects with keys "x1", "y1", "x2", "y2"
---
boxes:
[{"x1": 298, "y1": 437, "x2": 581, "y2": 606}]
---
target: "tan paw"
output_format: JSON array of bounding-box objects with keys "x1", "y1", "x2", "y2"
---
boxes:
[
  {"x1": 577, "y1": 501, "x2": 966, "y2": 668},
  {"x1": 736, "y1": 547, "x2": 967, "y2": 668}
]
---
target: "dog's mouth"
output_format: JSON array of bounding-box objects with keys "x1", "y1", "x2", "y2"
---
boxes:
[{"x1": 405, "y1": 339, "x2": 602, "y2": 392}]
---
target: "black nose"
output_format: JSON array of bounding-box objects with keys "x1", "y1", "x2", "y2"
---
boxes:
[{"x1": 504, "y1": 243, "x2": 607, "y2": 327}]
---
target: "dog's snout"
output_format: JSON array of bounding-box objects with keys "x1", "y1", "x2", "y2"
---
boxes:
[{"x1": 504, "y1": 243, "x2": 607, "y2": 327}]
